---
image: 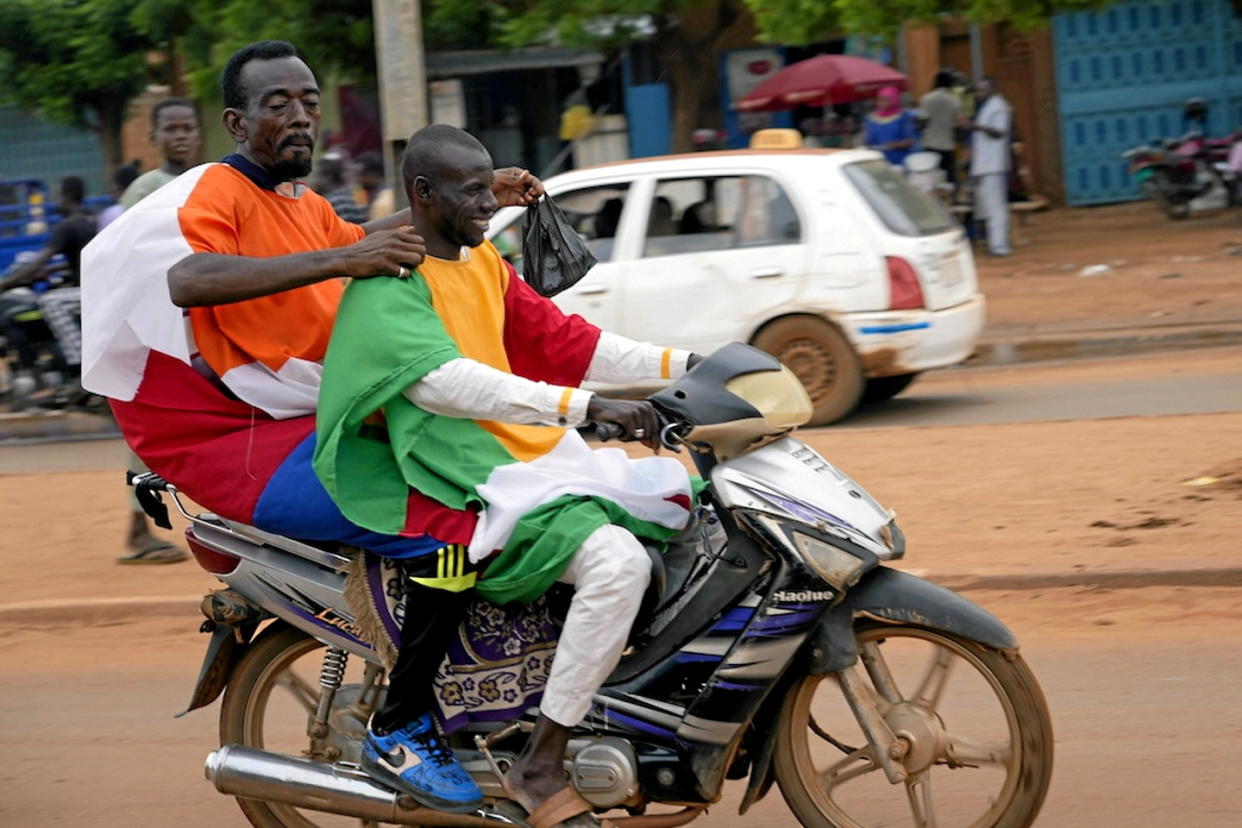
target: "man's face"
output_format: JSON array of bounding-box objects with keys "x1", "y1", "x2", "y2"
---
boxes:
[
  {"x1": 424, "y1": 146, "x2": 499, "y2": 249},
  {"x1": 975, "y1": 79, "x2": 994, "y2": 100},
  {"x1": 153, "y1": 105, "x2": 201, "y2": 166},
  {"x1": 227, "y1": 56, "x2": 320, "y2": 181}
]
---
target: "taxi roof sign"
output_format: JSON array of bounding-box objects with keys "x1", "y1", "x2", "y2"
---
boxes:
[{"x1": 748, "y1": 129, "x2": 804, "y2": 150}]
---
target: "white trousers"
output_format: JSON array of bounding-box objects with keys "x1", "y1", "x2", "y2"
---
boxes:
[
  {"x1": 974, "y1": 173, "x2": 1012, "y2": 255},
  {"x1": 539, "y1": 524, "x2": 652, "y2": 727}
]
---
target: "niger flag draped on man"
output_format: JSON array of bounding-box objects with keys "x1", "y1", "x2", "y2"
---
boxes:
[{"x1": 312, "y1": 241, "x2": 696, "y2": 604}]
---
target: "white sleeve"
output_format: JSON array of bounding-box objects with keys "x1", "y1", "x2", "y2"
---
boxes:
[
  {"x1": 586, "y1": 331, "x2": 693, "y2": 384},
  {"x1": 404, "y1": 358, "x2": 593, "y2": 427}
]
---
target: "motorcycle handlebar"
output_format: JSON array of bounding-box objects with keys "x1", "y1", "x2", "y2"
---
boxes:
[
  {"x1": 591, "y1": 418, "x2": 685, "y2": 453},
  {"x1": 594, "y1": 422, "x2": 625, "y2": 442}
]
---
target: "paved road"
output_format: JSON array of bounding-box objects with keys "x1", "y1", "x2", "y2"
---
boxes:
[
  {"x1": 4, "y1": 348, "x2": 1241, "y2": 475},
  {"x1": 841, "y1": 348, "x2": 1242, "y2": 430},
  {"x1": 2, "y1": 586, "x2": 1238, "y2": 827}
]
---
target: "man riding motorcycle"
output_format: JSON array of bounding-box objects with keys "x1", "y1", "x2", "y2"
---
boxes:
[
  {"x1": 315, "y1": 123, "x2": 703, "y2": 827},
  {"x1": 82, "y1": 40, "x2": 697, "y2": 826}
]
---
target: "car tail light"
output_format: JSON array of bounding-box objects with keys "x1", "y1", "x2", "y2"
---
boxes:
[
  {"x1": 885, "y1": 257, "x2": 925, "y2": 310},
  {"x1": 186, "y1": 528, "x2": 240, "y2": 575}
]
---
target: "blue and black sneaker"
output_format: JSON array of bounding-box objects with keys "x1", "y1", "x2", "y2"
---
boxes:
[{"x1": 361, "y1": 713, "x2": 483, "y2": 813}]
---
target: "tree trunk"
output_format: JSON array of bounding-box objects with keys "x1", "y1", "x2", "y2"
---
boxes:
[
  {"x1": 654, "y1": 1, "x2": 753, "y2": 153},
  {"x1": 93, "y1": 97, "x2": 129, "y2": 175}
]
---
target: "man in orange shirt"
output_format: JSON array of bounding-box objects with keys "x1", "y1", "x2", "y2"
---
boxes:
[{"x1": 81, "y1": 40, "x2": 544, "y2": 813}]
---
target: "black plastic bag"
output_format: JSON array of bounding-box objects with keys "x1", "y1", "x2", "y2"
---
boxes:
[{"x1": 521, "y1": 195, "x2": 597, "y2": 297}]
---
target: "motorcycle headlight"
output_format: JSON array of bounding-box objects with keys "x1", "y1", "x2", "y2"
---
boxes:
[{"x1": 792, "y1": 531, "x2": 867, "y2": 590}]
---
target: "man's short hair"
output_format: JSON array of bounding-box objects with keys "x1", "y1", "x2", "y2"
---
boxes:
[
  {"x1": 317, "y1": 155, "x2": 346, "y2": 186},
  {"x1": 933, "y1": 69, "x2": 956, "y2": 89},
  {"x1": 222, "y1": 40, "x2": 302, "y2": 110},
  {"x1": 358, "y1": 151, "x2": 385, "y2": 177},
  {"x1": 401, "y1": 124, "x2": 489, "y2": 189},
  {"x1": 114, "y1": 163, "x2": 140, "y2": 191},
  {"x1": 151, "y1": 97, "x2": 197, "y2": 128},
  {"x1": 61, "y1": 176, "x2": 85, "y2": 204}
]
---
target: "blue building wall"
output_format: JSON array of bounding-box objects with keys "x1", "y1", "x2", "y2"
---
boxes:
[{"x1": 1054, "y1": 0, "x2": 1242, "y2": 205}]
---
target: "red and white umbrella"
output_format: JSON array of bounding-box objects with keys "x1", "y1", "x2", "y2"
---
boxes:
[{"x1": 736, "y1": 54, "x2": 909, "y2": 112}]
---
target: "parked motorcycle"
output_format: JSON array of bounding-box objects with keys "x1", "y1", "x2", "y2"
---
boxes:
[
  {"x1": 1124, "y1": 130, "x2": 1241, "y2": 220},
  {"x1": 141, "y1": 342, "x2": 1053, "y2": 828}
]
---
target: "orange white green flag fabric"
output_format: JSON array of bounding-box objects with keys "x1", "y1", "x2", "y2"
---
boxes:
[{"x1": 312, "y1": 242, "x2": 695, "y2": 604}]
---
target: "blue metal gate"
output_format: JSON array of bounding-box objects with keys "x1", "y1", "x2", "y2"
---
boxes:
[{"x1": 1053, "y1": 0, "x2": 1242, "y2": 204}]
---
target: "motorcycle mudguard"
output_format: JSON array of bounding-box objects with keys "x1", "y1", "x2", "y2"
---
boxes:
[
  {"x1": 174, "y1": 621, "x2": 253, "y2": 718},
  {"x1": 807, "y1": 567, "x2": 1018, "y2": 675}
]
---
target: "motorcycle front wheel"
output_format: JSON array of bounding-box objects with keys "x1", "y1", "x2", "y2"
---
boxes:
[
  {"x1": 219, "y1": 624, "x2": 388, "y2": 828},
  {"x1": 773, "y1": 624, "x2": 1052, "y2": 828}
]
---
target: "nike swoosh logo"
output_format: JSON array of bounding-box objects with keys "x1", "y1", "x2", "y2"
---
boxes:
[{"x1": 378, "y1": 744, "x2": 407, "y2": 767}]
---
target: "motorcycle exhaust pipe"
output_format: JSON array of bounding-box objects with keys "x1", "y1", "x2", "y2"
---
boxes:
[{"x1": 204, "y1": 744, "x2": 502, "y2": 827}]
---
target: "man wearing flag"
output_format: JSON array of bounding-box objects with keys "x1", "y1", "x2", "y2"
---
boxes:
[
  {"x1": 315, "y1": 123, "x2": 699, "y2": 827},
  {"x1": 81, "y1": 39, "x2": 698, "y2": 826}
]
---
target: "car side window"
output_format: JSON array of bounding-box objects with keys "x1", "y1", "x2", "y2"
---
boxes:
[
  {"x1": 642, "y1": 175, "x2": 801, "y2": 258},
  {"x1": 495, "y1": 184, "x2": 630, "y2": 274},
  {"x1": 547, "y1": 184, "x2": 630, "y2": 263}
]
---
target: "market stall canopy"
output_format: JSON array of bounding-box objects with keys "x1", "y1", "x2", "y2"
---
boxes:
[{"x1": 736, "y1": 54, "x2": 908, "y2": 112}]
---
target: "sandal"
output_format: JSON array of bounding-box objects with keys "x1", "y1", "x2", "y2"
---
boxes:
[
  {"x1": 117, "y1": 539, "x2": 188, "y2": 565},
  {"x1": 503, "y1": 786, "x2": 616, "y2": 828}
]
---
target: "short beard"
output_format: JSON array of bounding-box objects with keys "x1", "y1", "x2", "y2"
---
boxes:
[{"x1": 271, "y1": 157, "x2": 313, "y2": 181}]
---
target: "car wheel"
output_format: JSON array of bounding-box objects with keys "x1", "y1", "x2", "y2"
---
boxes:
[
  {"x1": 752, "y1": 316, "x2": 864, "y2": 426},
  {"x1": 862, "y1": 372, "x2": 921, "y2": 404}
]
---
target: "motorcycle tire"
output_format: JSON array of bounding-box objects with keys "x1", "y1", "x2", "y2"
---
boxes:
[
  {"x1": 772, "y1": 623, "x2": 1053, "y2": 828},
  {"x1": 218, "y1": 625, "x2": 392, "y2": 828},
  {"x1": 752, "y1": 315, "x2": 864, "y2": 427},
  {"x1": 1161, "y1": 198, "x2": 1190, "y2": 220}
]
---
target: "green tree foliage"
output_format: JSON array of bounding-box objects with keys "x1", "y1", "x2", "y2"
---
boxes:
[
  {"x1": 0, "y1": 0, "x2": 157, "y2": 168},
  {"x1": 743, "y1": 0, "x2": 1110, "y2": 45}
]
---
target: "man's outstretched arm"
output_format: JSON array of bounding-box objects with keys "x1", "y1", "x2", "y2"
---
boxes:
[
  {"x1": 167, "y1": 226, "x2": 426, "y2": 307},
  {"x1": 405, "y1": 358, "x2": 662, "y2": 451}
]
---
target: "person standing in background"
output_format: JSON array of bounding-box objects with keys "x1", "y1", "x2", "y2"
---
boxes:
[
  {"x1": 356, "y1": 151, "x2": 395, "y2": 220},
  {"x1": 121, "y1": 99, "x2": 202, "y2": 209},
  {"x1": 863, "y1": 86, "x2": 918, "y2": 167},
  {"x1": 966, "y1": 77, "x2": 1014, "y2": 257},
  {"x1": 918, "y1": 69, "x2": 963, "y2": 193},
  {"x1": 97, "y1": 165, "x2": 140, "y2": 230},
  {"x1": 315, "y1": 154, "x2": 368, "y2": 223},
  {"x1": 114, "y1": 97, "x2": 202, "y2": 564}
]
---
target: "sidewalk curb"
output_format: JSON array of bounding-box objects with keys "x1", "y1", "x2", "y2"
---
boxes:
[
  {"x1": 970, "y1": 322, "x2": 1242, "y2": 366},
  {"x1": 4, "y1": 567, "x2": 1240, "y2": 625}
]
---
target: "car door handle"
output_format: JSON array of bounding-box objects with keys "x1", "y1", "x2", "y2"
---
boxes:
[
  {"x1": 750, "y1": 267, "x2": 784, "y2": 279},
  {"x1": 577, "y1": 285, "x2": 609, "y2": 296}
]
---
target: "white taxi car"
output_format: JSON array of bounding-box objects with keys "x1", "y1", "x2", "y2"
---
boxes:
[{"x1": 488, "y1": 133, "x2": 985, "y2": 425}]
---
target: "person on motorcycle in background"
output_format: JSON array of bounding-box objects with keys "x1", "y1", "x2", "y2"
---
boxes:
[
  {"x1": 113, "y1": 97, "x2": 204, "y2": 565},
  {"x1": 0, "y1": 176, "x2": 96, "y2": 376},
  {"x1": 79, "y1": 39, "x2": 543, "y2": 813},
  {"x1": 313, "y1": 123, "x2": 703, "y2": 826},
  {"x1": 121, "y1": 98, "x2": 203, "y2": 209}
]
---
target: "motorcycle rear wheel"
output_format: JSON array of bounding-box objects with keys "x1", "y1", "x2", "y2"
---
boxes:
[
  {"x1": 219, "y1": 624, "x2": 388, "y2": 828},
  {"x1": 773, "y1": 624, "x2": 1052, "y2": 828}
]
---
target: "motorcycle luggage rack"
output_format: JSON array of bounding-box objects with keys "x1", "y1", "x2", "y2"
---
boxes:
[{"x1": 126, "y1": 471, "x2": 354, "y2": 573}]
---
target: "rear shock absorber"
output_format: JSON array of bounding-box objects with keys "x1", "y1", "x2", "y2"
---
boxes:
[{"x1": 308, "y1": 647, "x2": 349, "y2": 757}]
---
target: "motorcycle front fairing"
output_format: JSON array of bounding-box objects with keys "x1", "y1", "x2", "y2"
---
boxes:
[{"x1": 713, "y1": 435, "x2": 1017, "y2": 671}]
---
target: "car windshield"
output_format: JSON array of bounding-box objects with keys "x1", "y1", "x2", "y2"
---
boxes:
[{"x1": 842, "y1": 160, "x2": 956, "y2": 237}]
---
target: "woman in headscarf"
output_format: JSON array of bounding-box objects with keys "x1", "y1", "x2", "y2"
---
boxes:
[{"x1": 863, "y1": 86, "x2": 918, "y2": 167}]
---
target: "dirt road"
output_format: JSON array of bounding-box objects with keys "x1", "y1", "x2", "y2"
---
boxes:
[{"x1": 2, "y1": 585, "x2": 1239, "y2": 826}]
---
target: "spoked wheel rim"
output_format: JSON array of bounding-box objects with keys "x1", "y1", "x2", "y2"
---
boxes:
[
  {"x1": 236, "y1": 634, "x2": 385, "y2": 828},
  {"x1": 776, "y1": 337, "x2": 837, "y2": 404},
  {"x1": 781, "y1": 627, "x2": 1030, "y2": 828}
]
